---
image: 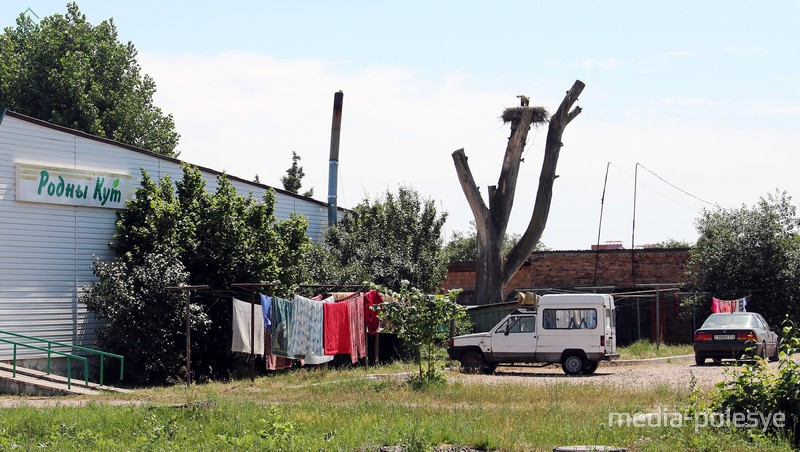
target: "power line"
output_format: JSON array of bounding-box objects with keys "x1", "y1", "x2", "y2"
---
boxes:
[
  {"x1": 636, "y1": 163, "x2": 720, "y2": 209},
  {"x1": 609, "y1": 163, "x2": 705, "y2": 212}
]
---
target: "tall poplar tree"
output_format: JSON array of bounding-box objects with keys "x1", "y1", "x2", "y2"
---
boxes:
[{"x1": 0, "y1": 2, "x2": 180, "y2": 156}]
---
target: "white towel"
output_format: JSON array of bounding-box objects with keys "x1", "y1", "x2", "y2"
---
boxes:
[{"x1": 232, "y1": 298, "x2": 264, "y2": 355}]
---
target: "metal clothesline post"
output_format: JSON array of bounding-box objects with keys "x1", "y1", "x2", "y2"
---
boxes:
[{"x1": 166, "y1": 285, "x2": 209, "y2": 386}]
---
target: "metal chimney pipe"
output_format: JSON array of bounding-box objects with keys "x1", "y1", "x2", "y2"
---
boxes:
[{"x1": 327, "y1": 91, "x2": 343, "y2": 226}]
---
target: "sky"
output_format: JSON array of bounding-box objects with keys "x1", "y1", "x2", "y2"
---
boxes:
[{"x1": 4, "y1": 2, "x2": 800, "y2": 250}]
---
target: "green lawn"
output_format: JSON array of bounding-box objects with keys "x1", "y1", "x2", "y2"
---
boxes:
[
  {"x1": 618, "y1": 339, "x2": 694, "y2": 360},
  {"x1": 0, "y1": 363, "x2": 791, "y2": 451}
]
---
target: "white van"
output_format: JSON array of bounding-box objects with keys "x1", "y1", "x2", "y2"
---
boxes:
[{"x1": 447, "y1": 293, "x2": 618, "y2": 375}]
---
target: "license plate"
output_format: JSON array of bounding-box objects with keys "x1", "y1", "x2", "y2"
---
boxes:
[{"x1": 714, "y1": 334, "x2": 735, "y2": 340}]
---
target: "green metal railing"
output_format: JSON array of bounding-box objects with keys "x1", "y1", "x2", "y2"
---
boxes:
[
  {"x1": 0, "y1": 338, "x2": 87, "y2": 389},
  {"x1": 0, "y1": 330, "x2": 124, "y2": 388}
]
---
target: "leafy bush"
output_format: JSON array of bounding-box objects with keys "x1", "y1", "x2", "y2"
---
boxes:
[
  {"x1": 378, "y1": 282, "x2": 465, "y2": 387},
  {"x1": 84, "y1": 164, "x2": 309, "y2": 384},
  {"x1": 709, "y1": 321, "x2": 800, "y2": 444}
]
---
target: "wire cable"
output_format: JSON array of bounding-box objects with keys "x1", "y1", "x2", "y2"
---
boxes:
[{"x1": 636, "y1": 163, "x2": 720, "y2": 209}]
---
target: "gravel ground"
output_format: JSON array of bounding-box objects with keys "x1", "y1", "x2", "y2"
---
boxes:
[{"x1": 447, "y1": 355, "x2": 789, "y2": 392}]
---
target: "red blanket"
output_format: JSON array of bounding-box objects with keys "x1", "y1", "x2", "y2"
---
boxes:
[{"x1": 323, "y1": 300, "x2": 351, "y2": 355}]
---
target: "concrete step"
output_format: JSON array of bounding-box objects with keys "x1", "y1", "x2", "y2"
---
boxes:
[{"x1": 0, "y1": 362, "x2": 131, "y2": 396}]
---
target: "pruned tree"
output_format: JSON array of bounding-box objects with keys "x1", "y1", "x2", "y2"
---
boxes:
[{"x1": 452, "y1": 80, "x2": 584, "y2": 303}]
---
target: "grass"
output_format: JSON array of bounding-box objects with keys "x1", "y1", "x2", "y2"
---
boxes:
[
  {"x1": 0, "y1": 362, "x2": 793, "y2": 451},
  {"x1": 618, "y1": 339, "x2": 694, "y2": 360}
]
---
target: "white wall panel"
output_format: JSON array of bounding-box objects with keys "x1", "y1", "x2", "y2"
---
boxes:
[{"x1": 0, "y1": 113, "x2": 334, "y2": 360}]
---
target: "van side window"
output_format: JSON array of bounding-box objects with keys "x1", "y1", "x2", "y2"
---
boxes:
[
  {"x1": 542, "y1": 308, "x2": 597, "y2": 329},
  {"x1": 498, "y1": 316, "x2": 536, "y2": 333}
]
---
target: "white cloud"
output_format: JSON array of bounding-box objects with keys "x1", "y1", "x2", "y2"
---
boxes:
[
  {"x1": 574, "y1": 58, "x2": 596, "y2": 69},
  {"x1": 659, "y1": 96, "x2": 715, "y2": 107},
  {"x1": 753, "y1": 104, "x2": 800, "y2": 114},
  {"x1": 661, "y1": 50, "x2": 699, "y2": 57},
  {"x1": 137, "y1": 51, "x2": 800, "y2": 250},
  {"x1": 599, "y1": 58, "x2": 618, "y2": 69},
  {"x1": 725, "y1": 46, "x2": 768, "y2": 54}
]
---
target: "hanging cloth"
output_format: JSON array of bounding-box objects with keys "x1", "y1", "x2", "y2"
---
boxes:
[
  {"x1": 289, "y1": 294, "x2": 332, "y2": 365},
  {"x1": 738, "y1": 296, "x2": 748, "y2": 312},
  {"x1": 364, "y1": 289, "x2": 384, "y2": 335},
  {"x1": 301, "y1": 295, "x2": 333, "y2": 365},
  {"x1": 324, "y1": 299, "x2": 351, "y2": 355},
  {"x1": 345, "y1": 293, "x2": 367, "y2": 363},
  {"x1": 288, "y1": 294, "x2": 313, "y2": 358},
  {"x1": 331, "y1": 291, "x2": 359, "y2": 301},
  {"x1": 265, "y1": 332, "x2": 293, "y2": 371},
  {"x1": 271, "y1": 296, "x2": 294, "y2": 358},
  {"x1": 711, "y1": 297, "x2": 720, "y2": 313},
  {"x1": 231, "y1": 298, "x2": 264, "y2": 355},
  {"x1": 260, "y1": 294, "x2": 272, "y2": 334}
]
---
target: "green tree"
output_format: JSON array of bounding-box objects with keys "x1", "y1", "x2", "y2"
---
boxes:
[
  {"x1": 0, "y1": 2, "x2": 179, "y2": 156},
  {"x1": 378, "y1": 282, "x2": 466, "y2": 387},
  {"x1": 650, "y1": 238, "x2": 693, "y2": 248},
  {"x1": 281, "y1": 151, "x2": 313, "y2": 197},
  {"x1": 84, "y1": 164, "x2": 310, "y2": 384},
  {"x1": 688, "y1": 191, "x2": 800, "y2": 323},
  {"x1": 307, "y1": 186, "x2": 448, "y2": 293},
  {"x1": 444, "y1": 221, "x2": 548, "y2": 264}
]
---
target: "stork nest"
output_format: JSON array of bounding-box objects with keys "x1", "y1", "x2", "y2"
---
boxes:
[{"x1": 501, "y1": 106, "x2": 549, "y2": 124}]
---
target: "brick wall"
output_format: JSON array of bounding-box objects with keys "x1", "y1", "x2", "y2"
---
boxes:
[
  {"x1": 443, "y1": 248, "x2": 691, "y2": 295},
  {"x1": 443, "y1": 249, "x2": 694, "y2": 345}
]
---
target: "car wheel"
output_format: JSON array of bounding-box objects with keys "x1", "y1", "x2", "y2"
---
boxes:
[
  {"x1": 695, "y1": 354, "x2": 706, "y2": 366},
  {"x1": 460, "y1": 351, "x2": 485, "y2": 374},
  {"x1": 582, "y1": 360, "x2": 599, "y2": 375},
  {"x1": 561, "y1": 354, "x2": 585, "y2": 376}
]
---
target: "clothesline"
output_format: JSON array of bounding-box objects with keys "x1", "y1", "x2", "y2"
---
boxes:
[{"x1": 231, "y1": 287, "x2": 387, "y2": 380}]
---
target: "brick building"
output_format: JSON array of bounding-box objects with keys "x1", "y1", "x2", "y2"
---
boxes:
[{"x1": 443, "y1": 248, "x2": 698, "y2": 345}]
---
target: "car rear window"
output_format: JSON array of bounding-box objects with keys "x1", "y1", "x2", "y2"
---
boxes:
[{"x1": 701, "y1": 314, "x2": 757, "y2": 329}]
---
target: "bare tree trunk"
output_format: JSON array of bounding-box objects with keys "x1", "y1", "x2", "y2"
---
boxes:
[{"x1": 452, "y1": 80, "x2": 584, "y2": 304}]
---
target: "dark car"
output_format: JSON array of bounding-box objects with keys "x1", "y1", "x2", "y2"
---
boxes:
[{"x1": 693, "y1": 312, "x2": 779, "y2": 365}]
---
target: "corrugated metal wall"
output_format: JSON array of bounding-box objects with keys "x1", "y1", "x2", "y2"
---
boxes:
[{"x1": 0, "y1": 114, "x2": 333, "y2": 359}]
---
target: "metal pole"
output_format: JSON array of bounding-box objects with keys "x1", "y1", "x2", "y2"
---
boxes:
[
  {"x1": 185, "y1": 290, "x2": 191, "y2": 386},
  {"x1": 636, "y1": 298, "x2": 641, "y2": 340},
  {"x1": 656, "y1": 288, "x2": 660, "y2": 350},
  {"x1": 631, "y1": 163, "x2": 639, "y2": 284},
  {"x1": 328, "y1": 91, "x2": 344, "y2": 226},
  {"x1": 166, "y1": 285, "x2": 208, "y2": 386},
  {"x1": 250, "y1": 290, "x2": 256, "y2": 383},
  {"x1": 594, "y1": 162, "x2": 611, "y2": 285}
]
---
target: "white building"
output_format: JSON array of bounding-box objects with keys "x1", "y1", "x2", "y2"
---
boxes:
[{"x1": 0, "y1": 109, "x2": 337, "y2": 360}]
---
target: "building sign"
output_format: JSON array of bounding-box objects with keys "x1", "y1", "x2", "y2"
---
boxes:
[{"x1": 16, "y1": 163, "x2": 134, "y2": 209}]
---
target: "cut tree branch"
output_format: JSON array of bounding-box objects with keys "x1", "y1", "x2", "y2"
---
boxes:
[
  {"x1": 504, "y1": 80, "x2": 585, "y2": 283},
  {"x1": 452, "y1": 148, "x2": 489, "y2": 234}
]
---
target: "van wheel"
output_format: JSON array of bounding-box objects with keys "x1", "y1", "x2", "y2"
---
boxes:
[
  {"x1": 460, "y1": 351, "x2": 485, "y2": 374},
  {"x1": 582, "y1": 361, "x2": 599, "y2": 375},
  {"x1": 561, "y1": 354, "x2": 585, "y2": 376}
]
